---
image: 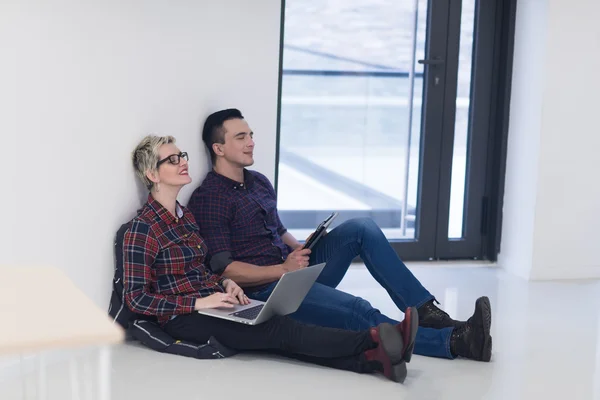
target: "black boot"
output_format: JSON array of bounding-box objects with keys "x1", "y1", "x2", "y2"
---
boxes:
[
  {"x1": 417, "y1": 299, "x2": 463, "y2": 329},
  {"x1": 449, "y1": 296, "x2": 492, "y2": 362}
]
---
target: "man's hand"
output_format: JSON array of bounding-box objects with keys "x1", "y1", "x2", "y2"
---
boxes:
[
  {"x1": 222, "y1": 279, "x2": 250, "y2": 305},
  {"x1": 281, "y1": 247, "x2": 311, "y2": 273},
  {"x1": 194, "y1": 293, "x2": 239, "y2": 310}
]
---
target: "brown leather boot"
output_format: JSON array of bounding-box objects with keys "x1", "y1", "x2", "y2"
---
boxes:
[
  {"x1": 396, "y1": 306, "x2": 419, "y2": 363},
  {"x1": 364, "y1": 323, "x2": 408, "y2": 383}
]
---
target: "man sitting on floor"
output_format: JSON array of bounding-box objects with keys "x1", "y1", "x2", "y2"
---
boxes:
[{"x1": 188, "y1": 108, "x2": 493, "y2": 361}]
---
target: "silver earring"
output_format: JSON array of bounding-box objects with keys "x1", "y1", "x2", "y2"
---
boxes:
[{"x1": 155, "y1": 182, "x2": 160, "y2": 192}]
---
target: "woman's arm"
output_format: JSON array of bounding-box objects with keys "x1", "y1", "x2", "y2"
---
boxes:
[{"x1": 122, "y1": 219, "x2": 196, "y2": 317}]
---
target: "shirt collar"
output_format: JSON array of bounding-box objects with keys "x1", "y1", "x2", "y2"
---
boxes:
[
  {"x1": 211, "y1": 168, "x2": 255, "y2": 191},
  {"x1": 147, "y1": 194, "x2": 184, "y2": 225}
]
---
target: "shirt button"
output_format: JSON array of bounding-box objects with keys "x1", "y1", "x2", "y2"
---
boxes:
[
  {"x1": 175, "y1": 218, "x2": 179, "y2": 223},
  {"x1": 197, "y1": 245, "x2": 201, "y2": 249}
]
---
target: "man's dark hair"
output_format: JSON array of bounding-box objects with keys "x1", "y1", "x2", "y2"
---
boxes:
[{"x1": 202, "y1": 108, "x2": 244, "y2": 164}]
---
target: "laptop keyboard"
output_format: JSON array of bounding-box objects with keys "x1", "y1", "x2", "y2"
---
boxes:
[{"x1": 230, "y1": 304, "x2": 264, "y2": 320}]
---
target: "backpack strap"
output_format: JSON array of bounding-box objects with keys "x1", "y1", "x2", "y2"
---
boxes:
[{"x1": 130, "y1": 320, "x2": 237, "y2": 359}]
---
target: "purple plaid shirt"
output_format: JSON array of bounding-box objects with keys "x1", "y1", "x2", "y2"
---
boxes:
[
  {"x1": 188, "y1": 169, "x2": 290, "y2": 275},
  {"x1": 123, "y1": 194, "x2": 225, "y2": 325}
]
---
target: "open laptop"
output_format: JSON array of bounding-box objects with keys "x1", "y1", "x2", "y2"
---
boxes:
[{"x1": 197, "y1": 263, "x2": 326, "y2": 325}]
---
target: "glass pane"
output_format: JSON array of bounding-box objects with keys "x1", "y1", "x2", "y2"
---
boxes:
[
  {"x1": 277, "y1": 0, "x2": 428, "y2": 241},
  {"x1": 448, "y1": 0, "x2": 476, "y2": 239}
]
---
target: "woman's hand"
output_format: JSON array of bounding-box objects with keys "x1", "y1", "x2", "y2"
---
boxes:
[
  {"x1": 194, "y1": 293, "x2": 239, "y2": 310},
  {"x1": 222, "y1": 279, "x2": 251, "y2": 305}
]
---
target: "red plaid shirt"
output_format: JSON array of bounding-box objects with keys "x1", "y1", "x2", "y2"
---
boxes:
[{"x1": 123, "y1": 194, "x2": 225, "y2": 325}]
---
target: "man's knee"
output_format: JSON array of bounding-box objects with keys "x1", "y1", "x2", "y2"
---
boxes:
[
  {"x1": 344, "y1": 217, "x2": 384, "y2": 243},
  {"x1": 351, "y1": 296, "x2": 380, "y2": 327},
  {"x1": 341, "y1": 217, "x2": 378, "y2": 232},
  {"x1": 352, "y1": 296, "x2": 374, "y2": 313}
]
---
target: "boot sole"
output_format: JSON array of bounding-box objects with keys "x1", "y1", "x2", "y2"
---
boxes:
[
  {"x1": 403, "y1": 306, "x2": 419, "y2": 363},
  {"x1": 477, "y1": 296, "x2": 493, "y2": 362},
  {"x1": 378, "y1": 323, "x2": 408, "y2": 383},
  {"x1": 390, "y1": 361, "x2": 408, "y2": 383},
  {"x1": 378, "y1": 323, "x2": 405, "y2": 364}
]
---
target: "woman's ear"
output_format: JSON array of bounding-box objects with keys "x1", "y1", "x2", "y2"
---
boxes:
[{"x1": 145, "y1": 169, "x2": 160, "y2": 185}]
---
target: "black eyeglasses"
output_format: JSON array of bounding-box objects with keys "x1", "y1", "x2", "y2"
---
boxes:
[{"x1": 157, "y1": 152, "x2": 188, "y2": 168}]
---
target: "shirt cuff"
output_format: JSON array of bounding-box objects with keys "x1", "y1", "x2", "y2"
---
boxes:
[
  {"x1": 209, "y1": 251, "x2": 235, "y2": 274},
  {"x1": 179, "y1": 296, "x2": 197, "y2": 314}
]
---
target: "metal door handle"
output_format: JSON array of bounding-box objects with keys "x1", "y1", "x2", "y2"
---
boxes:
[{"x1": 417, "y1": 58, "x2": 445, "y2": 65}]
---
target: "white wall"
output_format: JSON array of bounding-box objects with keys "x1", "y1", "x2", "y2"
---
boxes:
[
  {"x1": 498, "y1": 0, "x2": 548, "y2": 280},
  {"x1": 0, "y1": 0, "x2": 282, "y2": 307},
  {"x1": 499, "y1": 0, "x2": 600, "y2": 280}
]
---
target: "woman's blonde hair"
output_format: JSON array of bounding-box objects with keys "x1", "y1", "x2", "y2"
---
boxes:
[{"x1": 132, "y1": 135, "x2": 176, "y2": 190}]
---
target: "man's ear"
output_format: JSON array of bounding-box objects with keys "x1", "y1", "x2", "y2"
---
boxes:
[
  {"x1": 212, "y1": 142, "x2": 224, "y2": 157},
  {"x1": 145, "y1": 169, "x2": 159, "y2": 184}
]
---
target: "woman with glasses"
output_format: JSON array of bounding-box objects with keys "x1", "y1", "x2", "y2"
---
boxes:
[{"x1": 122, "y1": 134, "x2": 419, "y2": 383}]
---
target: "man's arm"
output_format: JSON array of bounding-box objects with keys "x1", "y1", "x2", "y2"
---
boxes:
[
  {"x1": 221, "y1": 261, "x2": 284, "y2": 287},
  {"x1": 281, "y1": 231, "x2": 302, "y2": 249},
  {"x1": 260, "y1": 173, "x2": 301, "y2": 250},
  {"x1": 188, "y1": 192, "x2": 280, "y2": 286},
  {"x1": 280, "y1": 223, "x2": 323, "y2": 250},
  {"x1": 188, "y1": 179, "x2": 311, "y2": 288},
  {"x1": 222, "y1": 249, "x2": 311, "y2": 287}
]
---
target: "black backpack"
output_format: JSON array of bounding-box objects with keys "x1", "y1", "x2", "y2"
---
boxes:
[{"x1": 108, "y1": 222, "x2": 236, "y2": 359}]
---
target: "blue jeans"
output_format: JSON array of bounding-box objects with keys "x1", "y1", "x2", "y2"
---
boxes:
[{"x1": 246, "y1": 217, "x2": 454, "y2": 359}]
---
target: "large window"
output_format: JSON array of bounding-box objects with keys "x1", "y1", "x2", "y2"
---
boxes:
[{"x1": 276, "y1": 0, "x2": 513, "y2": 260}]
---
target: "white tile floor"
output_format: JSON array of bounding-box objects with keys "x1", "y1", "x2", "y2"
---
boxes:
[{"x1": 3, "y1": 263, "x2": 600, "y2": 400}]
